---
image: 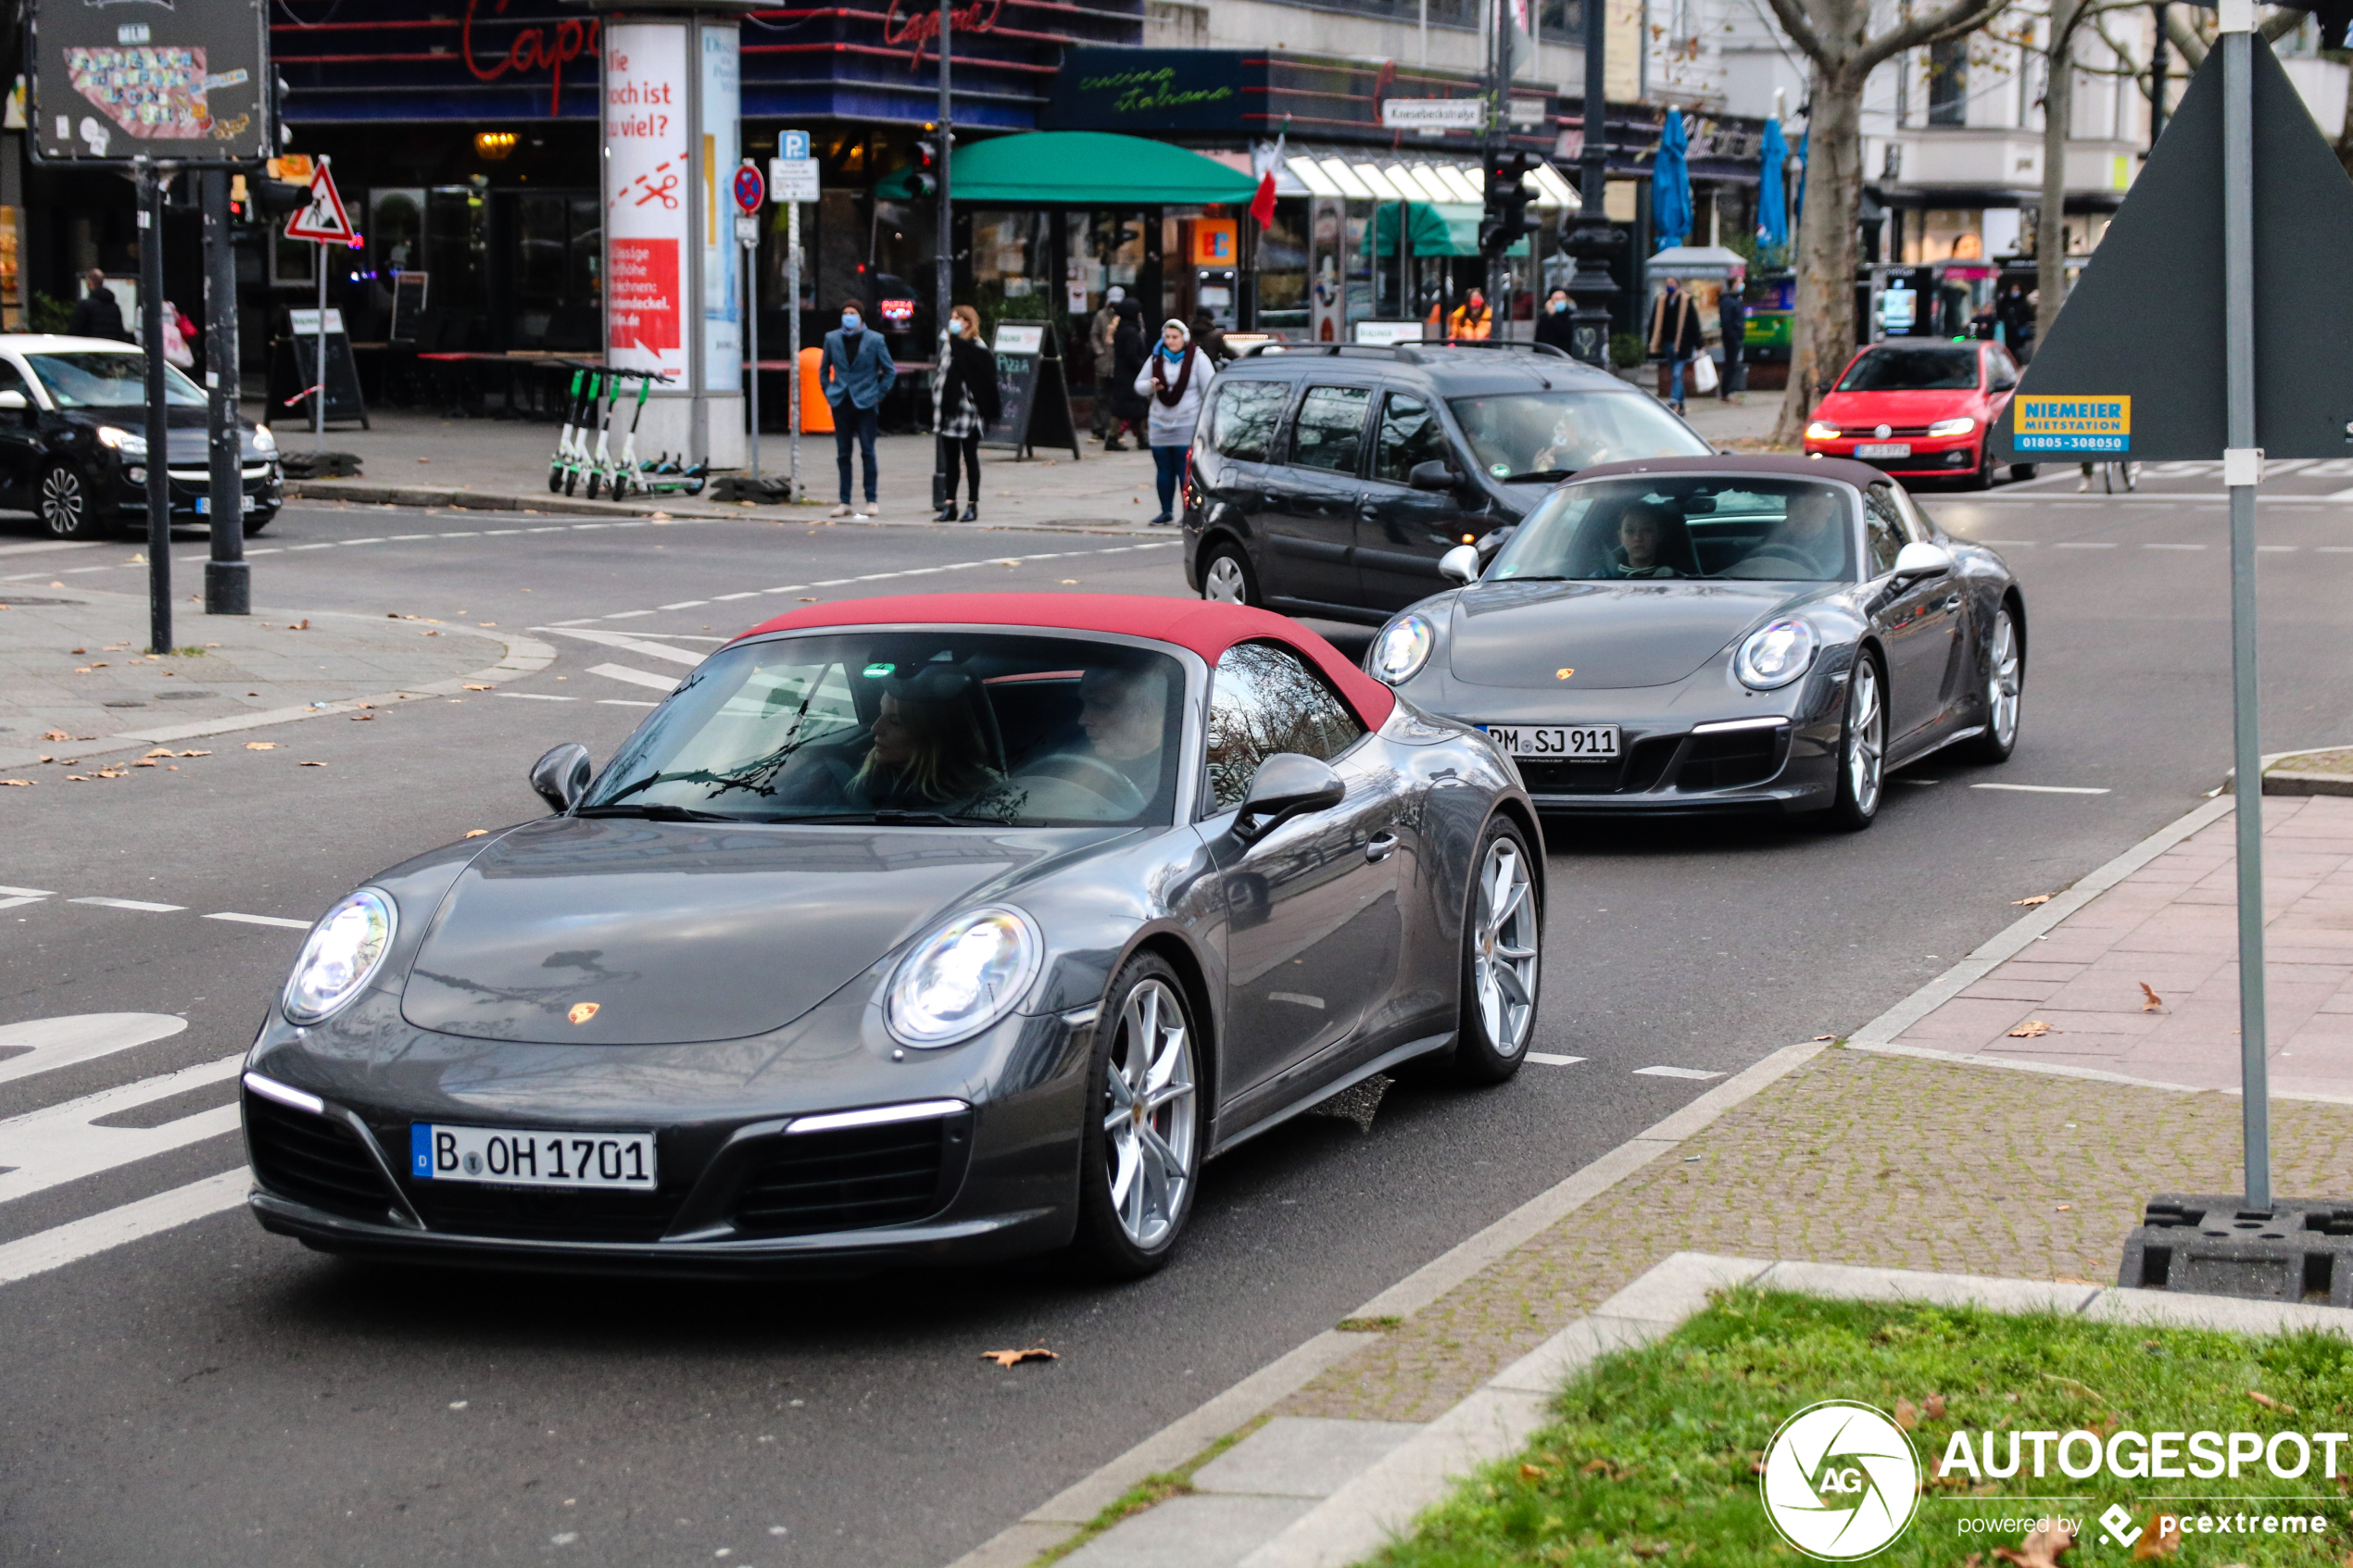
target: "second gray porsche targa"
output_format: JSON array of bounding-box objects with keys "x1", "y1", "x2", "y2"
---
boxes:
[
  {"x1": 240, "y1": 595, "x2": 1541, "y2": 1279},
  {"x1": 1363, "y1": 456, "x2": 2026, "y2": 828}
]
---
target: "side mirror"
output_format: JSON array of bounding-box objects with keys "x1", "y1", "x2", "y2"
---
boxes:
[
  {"x1": 1439, "y1": 544, "x2": 1480, "y2": 585},
  {"x1": 0, "y1": 391, "x2": 27, "y2": 411},
  {"x1": 1407, "y1": 458, "x2": 1460, "y2": 492},
  {"x1": 1990, "y1": 376, "x2": 2017, "y2": 392},
  {"x1": 1891, "y1": 541, "x2": 1955, "y2": 581},
  {"x1": 1232, "y1": 752, "x2": 1345, "y2": 843},
  {"x1": 529, "y1": 743, "x2": 592, "y2": 813}
]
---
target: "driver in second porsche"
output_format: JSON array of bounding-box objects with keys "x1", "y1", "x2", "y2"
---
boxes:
[{"x1": 1018, "y1": 665, "x2": 1170, "y2": 814}]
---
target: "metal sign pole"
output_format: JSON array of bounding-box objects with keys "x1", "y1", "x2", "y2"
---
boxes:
[
  {"x1": 787, "y1": 199, "x2": 801, "y2": 501},
  {"x1": 746, "y1": 234, "x2": 760, "y2": 485},
  {"x1": 202, "y1": 168, "x2": 248, "y2": 616},
  {"x1": 139, "y1": 163, "x2": 172, "y2": 656},
  {"x1": 2219, "y1": 0, "x2": 2271, "y2": 1210},
  {"x1": 930, "y1": 0, "x2": 952, "y2": 515}
]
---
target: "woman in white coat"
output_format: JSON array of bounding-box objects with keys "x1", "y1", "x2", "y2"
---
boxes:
[{"x1": 1134, "y1": 319, "x2": 1214, "y2": 526}]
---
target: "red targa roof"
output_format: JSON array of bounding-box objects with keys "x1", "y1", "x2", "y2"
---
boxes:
[{"x1": 733, "y1": 593, "x2": 1396, "y2": 728}]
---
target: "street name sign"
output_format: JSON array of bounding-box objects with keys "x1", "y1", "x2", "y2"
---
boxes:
[{"x1": 1380, "y1": 98, "x2": 1484, "y2": 132}]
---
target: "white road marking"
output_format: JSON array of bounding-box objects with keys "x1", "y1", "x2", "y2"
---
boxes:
[
  {"x1": 2322, "y1": 546, "x2": 2353, "y2": 553},
  {"x1": 69, "y1": 897, "x2": 186, "y2": 912},
  {"x1": 1971, "y1": 782, "x2": 2111, "y2": 795},
  {"x1": 2054, "y1": 542, "x2": 2118, "y2": 549},
  {"x1": 605, "y1": 608, "x2": 656, "y2": 619},
  {"x1": 0, "y1": 1013, "x2": 188, "y2": 1090},
  {"x1": 205, "y1": 912, "x2": 312, "y2": 930},
  {"x1": 2258, "y1": 545, "x2": 2298, "y2": 552},
  {"x1": 0, "y1": 1169, "x2": 248, "y2": 1287},
  {"x1": 538, "y1": 627, "x2": 705, "y2": 665},
  {"x1": 0, "y1": 1055, "x2": 244, "y2": 1203},
  {"x1": 659, "y1": 600, "x2": 709, "y2": 609},
  {"x1": 587, "y1": 662, "x2": 680, "y2": 693},
  {"x1": 0, "y1": 539, "x2": 105, "y2": 558},
  {"x1": 0, "y1": 884, "x2": 57, "y2": 897},
  {"x1": 1634, "y1": 1065, "x2": 1724, "y2": 1081},
  {"x1": 712, "y1": 592, "x2": 760, "y2": 600},
  {"x1": 2145, "y1": 543, "x2": 2206, "y2": 550},
  {"x1": 598, "y1": 698, "x2": 660, "y2": 708},
  {"x1": 0, "y1": 896, "x2": 44, "y2": 912},
  {"x1": 497, "y1": 692, "x2": 577, "y2": 701},
  {"x1": 1525, "y1": 1052, "x2": 1585, "y2": 1066}
]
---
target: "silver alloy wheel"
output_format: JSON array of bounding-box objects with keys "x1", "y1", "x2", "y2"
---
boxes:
[
  {"x1": 1846, "y1": 659, "x2": 1885, "y2": 815},
  {"x1": 40, "y1": 466, "x2": 84, "y2": 538},
  {"x1": 1986, "y1": 608, "x2": 2021, "y2": 748},
  {"x1": 1202, "y1": 554, "x2": 1248, "y2": 604},
  {"x1": 1101, "y1": 977, "x2": 1196, "y2": 1249},
  {"x1": 1471, "y1": 837, "x2": 1539, "y2": 1056}
]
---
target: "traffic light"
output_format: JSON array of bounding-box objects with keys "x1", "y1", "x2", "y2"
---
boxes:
[
  {"x1": 908, "y1": 129, "x2": 940, "y2": 199},
  {"x1": 1480, "y1": 149, "x2": 1537, "y2": 257},
  {"x1": 273, "y1": 74, "x2": 295, "y2": 148}
]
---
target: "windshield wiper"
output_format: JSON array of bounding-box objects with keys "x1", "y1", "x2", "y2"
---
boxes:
[{"x1": 573, "y1": 802, "x2": 737, "y2": 822}]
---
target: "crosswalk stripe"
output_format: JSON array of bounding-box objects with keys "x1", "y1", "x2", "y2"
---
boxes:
[
  {"x1": 69, "y1": 897, "x2": 185, "y2": 912},
  {"x1": 587, "y1": 662, "x2": 681, "y2": 693},
  {"x1": 538, "y1": 627, "x2": 706, "y2": 666},
  {"x1": 0, "y1": 1170, "x2": 247, "y2": 1287},
  {"x1": 0, "y1": 1013, "x2": 188, "y2": 1090},
  {"x1": 1634, "y1": 1065, "x2": 1725, "y2": 1080},
  {"x1": 205, "y1": 912, "x2": 312, "y2": 930},
  {"x1": 0, "y1": 1055, "x2": 244, "y2": 1204}
]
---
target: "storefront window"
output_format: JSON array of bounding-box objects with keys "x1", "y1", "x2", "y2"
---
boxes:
[
  {"x1": 427, "y1": 184, "x2": 489, "y2": 311},
  {"x1": 972, "y1": 209, "x2": 1055, "y2": 344},
  {"x1": 1257, "y1": 202, "x2": 1307, "y2": 333}
]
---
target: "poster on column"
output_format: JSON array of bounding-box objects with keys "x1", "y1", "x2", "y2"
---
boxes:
[
  {"x1": 603, "y1": 21, "x2": 688, "y2": 384},
  {"x1": 698, "y1": 22, "x2": 740, "y2": 394}
]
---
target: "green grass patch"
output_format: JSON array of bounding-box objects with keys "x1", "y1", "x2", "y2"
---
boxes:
[
  {"x1": 1027, "y1": 1415, "x2": 1267, "y2": 1566},
  {"x1": 1368, "y1": 1289, "x2": 2353, "y2": 1566}
]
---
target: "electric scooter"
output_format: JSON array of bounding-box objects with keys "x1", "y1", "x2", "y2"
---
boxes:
[
  {"x1": 584, "y1": 371, "x2": 621, "y2": 499},
  {"x1": 548, "y1": 366, "x2": 591, "y2": 494}
]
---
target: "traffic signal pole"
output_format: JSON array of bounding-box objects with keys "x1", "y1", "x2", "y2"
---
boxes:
[
  {"x1": 202, "y1": 169, "x2": 248, "y2": 616},
  {"x1": 929, "y1": 0, "x2": 953, "y2": 515},
  {"x1": 138, "y1": 162, "x2": 171, "y2": 656}
]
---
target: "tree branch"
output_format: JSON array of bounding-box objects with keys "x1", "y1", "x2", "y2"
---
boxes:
[
  {"x1": 1856, "y1": 0, "x2": 2016, "y2": 74},
  {"x1": 1757, "y1": 0, "x2": 1831, "y2": 68}
]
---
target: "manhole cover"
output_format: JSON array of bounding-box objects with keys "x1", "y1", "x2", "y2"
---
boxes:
[
  {"x1": 102, "y1": 699, "x2": 147, "y2": 708},
  {"x1": 0, "y1": 596, "x2": 83, "y2": 607},
  {"x1": 154, "y1": 690, "x2": 216, "y2": 700}
]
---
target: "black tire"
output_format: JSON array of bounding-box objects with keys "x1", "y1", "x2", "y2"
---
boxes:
[
  {"x1": 547, "y1": 464, "x2": 565, "y2": 495},
  {"x1": 1199, "y1": 541, "x2": 1261, "y2": 608},
  {"x1": 2007, "y1": 463, "x2": 2038, "y2": 483},
  {"x1": 38, "y1": 460, "x2": 105, "y2": 541},
  {"x1": 1959, "y1": 600, "x2": 2023, "y2": 765},
  {"x1": 1962, "y1": 441, "x2": 1994, "y2": 491},
  {"x1": 1447, "y1": 815, "x2": 1542, "y2": 1085},
  {"x1": 585, "y1": 470, "x2": 603, "y2": 500},
  {"x1": 243, "y1": 508, "x2": 277, "y2": 537},
  {"x1": 1821, "y1": 652, "x2": 1887, "y2": 832},
  {"x1": 563, "y1": 468, "x2": 580, "y2": 497},
  {"x1": 1071, "y1": 951, "x2": 1203, "y2": 1281}
]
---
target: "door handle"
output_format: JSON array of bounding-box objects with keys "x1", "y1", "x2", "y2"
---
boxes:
[
  {"x1": 1942, "y1": 593, "x2": 1962, "y2": 612},
  {"x1": 1365, "y1": 832, "x2": 1399, "y2": 862}
]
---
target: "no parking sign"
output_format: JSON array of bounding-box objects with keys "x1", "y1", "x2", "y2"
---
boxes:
[{"x1": 733, "y1": 161, "x2": 764, "y2": 214}]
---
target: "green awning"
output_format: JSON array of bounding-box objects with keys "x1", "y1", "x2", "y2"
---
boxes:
[
  {"x1": 1366, "y1": 199, "x2": 1529, "y2": 258},
  {"x1": 874, "y1": 132, "x2": 1259, "y2": 206}
]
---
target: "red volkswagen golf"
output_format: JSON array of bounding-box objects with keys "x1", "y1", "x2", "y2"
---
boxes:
[{"x1": 1801, "y1": 340, "x2": 2028, "y2": 490}]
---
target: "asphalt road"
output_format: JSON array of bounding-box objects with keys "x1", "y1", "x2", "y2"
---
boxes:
[{"x1": 2, "y1": 465, "x2": 2348, "y2": 1568}]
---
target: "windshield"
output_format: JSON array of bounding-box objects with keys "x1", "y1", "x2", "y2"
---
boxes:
[
  {"x1": 1445, "y1": 391, "x2": 1707, "y2": 483},
  {"x1": 580, "y1": 632, "x2": 1189, "y2": 827},
  {"x1": 1489, "y1": 476, "x2": 1856, "y2": 583},
  {"x1": 27, "y1": 352, "x2": 208, "y2": 409},
  {"x1": 1833, "y1": 346, "x2": 1980, "y2": 393}
]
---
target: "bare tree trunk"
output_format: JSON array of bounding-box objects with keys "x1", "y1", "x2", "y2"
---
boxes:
[
  {"x1": 2036, "y1": 0, "x2": 2079, "y2": 354},
  {"x1": 1771, "y1": 64, "x2": 1867, "y2": 444}
]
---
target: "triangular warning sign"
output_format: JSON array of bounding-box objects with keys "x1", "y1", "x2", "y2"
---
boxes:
[
  {"x1": 1996, "y1": 35, "x2": 2353, "y2": 461},
  {"x1": 284, "y1": 164, "x2": 353, "y2": 245}
]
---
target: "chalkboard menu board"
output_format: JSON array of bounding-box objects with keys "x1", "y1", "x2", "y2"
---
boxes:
[
  {"x1": 388, "y1": 273, "x2": 430, "y2": 344},
  {"x1": 981, "y1": 320, "x2": 1081, "y2": 460},
  {"x1": 271, "y1": 307, "x2": 371, "y2": 428}
]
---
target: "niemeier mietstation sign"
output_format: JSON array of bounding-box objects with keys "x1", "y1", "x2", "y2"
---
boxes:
[{"x1": 2012, "y1": 395, "x2": 2133, "y2": 455}]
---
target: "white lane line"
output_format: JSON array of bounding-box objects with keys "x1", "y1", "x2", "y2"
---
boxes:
[
  {"x1": 0, "y1": 539, "x2": 106, "y2": 558},
  {"x1": 2054, "y1": 542, "x2": 2118, "y2": 549},
  {"x1": 0, "y1": 1169, "x2": 248, "y2": 1287},
  {"x1": 0, "y1": 1013, "x2": 188, "y2": 1090},
  {"x1": 1526, "y1": 1052, "x2": 1586, "y2": 1067},
  {"x1": 2329, "y1": 487, "x2": 2353, "y2": 501},
  {"x1": 2258, "y1": 545, "x2": 2299, "y2": 552},
  {"x1": 659, "y1": 600, "x2": 709, "y2": 609},
  {"x1": 598, "y1": 698, "x2": 660, "y2": 708},
  {"x1": 1634, "y1": 1065, "x2": 1725, "y2": 1081},
  {"x1": 497, "y1": 692, "x2": 577, "y2": 701},
  {"x1": 1971, "y1": 782, "x2": 2111, "y2": 795},
  {"x1": 0, "y1": 1055, "x2": 244, "y2": 1204},
  {"x1": 285, "y1": 543, "x2": 336, "y2": 551},
  {"x1": 587, "y1": 663, "x2": 680, "y2": 693},
  {"x1": 2144, "y1": 543, "x2": 2206, "y2": 550},
  {"x1": 69, "y1": 897, "x2": 186, "y2": 912},
  {"x1": 712, "y1": 591, "x2": 760, "y2": 600},
  {"x1": 386, "y1": 533, "x2": 433, "y2": 541},
  {"x1": 537, "y1": 627, "x2": 705, "y2": 665},
  {"x1": 205, "y1": 912, "x2": 312, "y2": 930},
  {"x1": 2322, "y1": 546, "x2": 2353, "y2": 553},
  {"x1": 0, "y1": 896, "x2": 44, "y2": 912},
  {"x1": 0, "y1": 884, "x2": 56, "y2": 897},
  {"x1": 340, "y1": 536, "x2": 385, "y2": 545},
  {"x1": 605, "y1": 608, "x2": 656, "y2": 620}
]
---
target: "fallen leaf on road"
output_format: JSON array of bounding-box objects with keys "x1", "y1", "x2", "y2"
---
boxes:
[
  {"x1": 288, "y1": 620, "x2": 309, "y2": 631},
  {"x1": 1060, "y1": 579, "x2": 1079, "y2": 585},
  {"x1": 2248, "y1": 1389, "x2": 2296, "y2": 1414},
  {"x1": 0, "y1": 779, "x2": 31, "y2": 786},
  {"x1": 178, "y1": 750, "x2": 209, "y2": 757},
  {"x1": 298, "y1": 760, "x2": 326, "y2": 768},
  {"x1": 144, "y1": 747, "x2": 175, "y2": 758},
  {"x1": 2013, "y1": 894, "x2": 2053, "y2": 906},
  {"x1": 1812, "y1": 1034, "x2": 1835, "y2": 1041},
  {"x1": 2131, "y1": 1510, "x2": 2183, "y2": 1559},
  {"x1": 1894, "y1": 1397, "x2": 1919, "y2": 1430},
  {"x1": 979, "y1": 1348, "x2": 1057, "y2": 1369},
  {"x1": 41, "y1": 730, "x2": 69, "y2": 742},
  {"x1": 462, "y1": 684, "x2": 492, "y2": 692},
  {"x1": 245, "y1": 742, "x2": 277, "y2": 750},
  {"x1": 422, "y1": 630, "x2": 439, "y2": 636},
  {"x1": 1992, "y1": 1519, "x2": 2073, "y2": 1566},
  {"x1": 462, "y1": 830, "x2": 490, "y2": 839},
  {"x1": 64, "y1": 775, "x2": 86, "y2": 782},
  {"x1": 69, "y1": 648, "x2": 84, "y2": 656},
  {"x1": 2007, "y1": 1021, "x2": 2053, "y2": 1038},
  {"x1": 132, "y1": 760, "x2": 157, "y2": 768},
  {"x1": 2140, "y1": 983, "x2": 2164, "y2": 1012}
]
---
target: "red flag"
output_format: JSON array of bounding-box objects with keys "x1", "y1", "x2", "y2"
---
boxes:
[{"x1": 1251, "y1": 170, "x2": 1277, "y2": 228}]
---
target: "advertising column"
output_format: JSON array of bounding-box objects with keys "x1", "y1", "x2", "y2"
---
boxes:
[{"x1": 603, "y1": 16, "x2": 742, "y2": 469}]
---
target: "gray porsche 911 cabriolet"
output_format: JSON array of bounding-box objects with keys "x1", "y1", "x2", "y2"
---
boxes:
[
  {"x1": 1363, "y1": 456, "x2": 2025, "y2": 827},
  {"x1": 240, "y1": 596, "x2": 1541, "y2": 1279}
]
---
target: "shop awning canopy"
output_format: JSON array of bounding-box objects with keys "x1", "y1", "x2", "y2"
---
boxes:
[
  {"x1": 1646, "y1": 244, "x2": 1750, "y2": 281},
  {"x1": 1285, "y1": 152, "x2": 1579, "y2": 213},
  {"x1": 875, "y1": 132, "x2": 1260, "y2": 206},
  {"x1": 1367, "y1": 200, "x2": 1529, "y2": 257}
]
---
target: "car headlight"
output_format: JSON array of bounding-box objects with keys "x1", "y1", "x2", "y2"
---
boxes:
[
  {"x1": 1927, "y1": 416, "x2": 1977, "y2": 438},
  {"x1": 283, "y1": 889, "x2": 396, "y2": 1024},
  {"x1": 1369, "y1": 614, "x2": 1436, "y2": 685},
  {"x1": 97, "y1": 425, "x2": 146, "y2": 458},
  {"x1": 1804, "y1": 420, "x2": 1843, "y2": 442},
  {"x1": 251, "y1": 424, "x2": 276, "y2": 454},
  {"x1": 886, "y1": 908, "x2": 1041, "y2": 1047},
  {"x1": 1734, "y1": 619, "x2": 1818, "y2": 690}
]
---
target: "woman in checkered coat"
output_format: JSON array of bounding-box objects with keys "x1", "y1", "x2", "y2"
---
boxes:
[{"x1": 934, "y1": 305, "x2": 1003, "y2": 521}]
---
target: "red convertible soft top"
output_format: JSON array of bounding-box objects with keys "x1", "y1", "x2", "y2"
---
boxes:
[{"x1": 733, "y1": 593, "x2": 1396, "y2": 729}]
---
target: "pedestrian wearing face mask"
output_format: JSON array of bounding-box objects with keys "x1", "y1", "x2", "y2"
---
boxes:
[
  {"x1": 933, "y1": 305, "x2": 1000, "y2": 521},
  {"x1": 1534, "y1": 286, "x2": 1575, "y2": 356},
  {"x1": 820, "y1": 299, "x2": 896, "y2": 518}
]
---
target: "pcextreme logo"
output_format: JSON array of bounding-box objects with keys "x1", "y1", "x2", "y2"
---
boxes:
[{"x1": 1760, "y1": 1400, "x2": 1922, "y2": 1560}]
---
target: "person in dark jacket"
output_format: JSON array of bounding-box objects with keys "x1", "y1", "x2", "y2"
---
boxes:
[
  {"x1": 67, "y1": 270, "x2": 129, "y2": 342},
  {"x1": 1534, "y1": 287, "x2": 1576, "y2": 356},
  {"x1": 1717, "y1": 280, "x2": 1747, "y2": 399},
  {"x1": 1190, "y1": 310, "x2": 1235, "y2": 367},
  {"x1": 933, "y1": 305, "x2": 1002, "y2": 521},
  {"x1": 1105, "y1": 298, "x2": 1150, "y2": 451},
  {"x1": 819, "y1": 299, "x2": 897, "y2": 517},
  {"x1": 1647, "y1": 282, "x2": 1705, "y2": 414}
]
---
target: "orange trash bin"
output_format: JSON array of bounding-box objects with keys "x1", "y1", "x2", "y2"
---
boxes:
[{"x1": 799, "y1": 346, "x2": 833, "y2": 433}]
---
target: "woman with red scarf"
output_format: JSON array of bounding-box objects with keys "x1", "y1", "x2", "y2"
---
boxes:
[{"x1": 1131, "y1": 318, "x2": 1214, "y2": 526}]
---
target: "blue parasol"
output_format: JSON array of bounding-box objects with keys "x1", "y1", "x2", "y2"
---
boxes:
[
  {"x1": 1651, "y1": 108, "x2": 1692, "y2": 253},
  {"x1": 1758, "y1": 119, "x2": 1789, "y2": 249}
]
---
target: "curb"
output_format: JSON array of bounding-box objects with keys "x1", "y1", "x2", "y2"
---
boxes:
[
  {"x1": 940, "y1": 1037, "x2": 1830, "y2": 1568},
  {"x1": 285, "y1": 479, "x2": 1170, "y2": 536},
  {"x1": 0, "y1": 590, "x2": 556, "y2": 772}
]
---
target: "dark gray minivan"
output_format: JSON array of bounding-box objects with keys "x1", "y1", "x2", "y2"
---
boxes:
[{"x1": 1180, "y1": 342, "x2": 1711, "y2": 624}]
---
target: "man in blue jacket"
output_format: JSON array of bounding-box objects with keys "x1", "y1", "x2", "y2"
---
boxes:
[{"x1": 819, "y1": 299, "x2": 896, "y2": 518}]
